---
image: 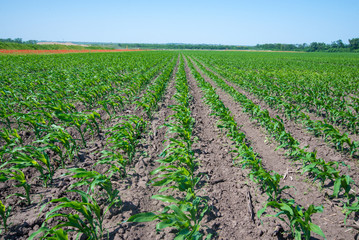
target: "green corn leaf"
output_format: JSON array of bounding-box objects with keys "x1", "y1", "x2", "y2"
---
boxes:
[
  {"x1": 51, "y1": 229, "x2": 69, "y2": 240},
  {"x1": 28, "y1": 226, "x2": 52, "y2": 240},
  {"x1": 150, "y1": 165, "x2": 178, "y2": 175},
  {"x1": 127, "y1": 212, "x2": 158, "y2": 222},
  {"x1": 152, "y1": 195, "x2": 179, "y2": 204},
  {"x1": 168, "y1": 205, "x2": 190, "y2": 222},
  {"x1": 156, "y1": 219, "x2": 177, "y2": 230},
  {"x1": 333, "y1": 178, "x2": 341, "y2": 198},
  {"x1": 174, "y1": 228, "x2": 191, "y2": 240},
  {"x1": 309, "y1": 223, "x2": 326, "y2": 238}
]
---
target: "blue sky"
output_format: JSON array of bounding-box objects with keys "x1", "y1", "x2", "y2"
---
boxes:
[{"x1": 1, "y1": 0, "x2": 358, "y2": 45}]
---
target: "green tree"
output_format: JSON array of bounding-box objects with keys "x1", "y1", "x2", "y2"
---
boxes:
[
  {"x1": 14, "y1": 38, "x2": 23, "y2": 43},
  {"x1": 26, "y1": 40, "x2": 37, "y2": 44},
  {"x1": 336, "y1": 39, "x2": 345, "y2": 48},
  {"x1": 349, "y1": 38, "x2": 359, "y2": 50}
]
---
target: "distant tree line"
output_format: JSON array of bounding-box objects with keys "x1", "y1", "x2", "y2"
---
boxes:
[
  {"x1": 255, "y1": 38, "x2": 359, "y2": 52},
  {"x1": 117, "y1": 43, "x2": 252, "y2": 50},
  {"x1": 0, "y1": 38, "x2": 37, "y2": 45},
  {"x1": 118, "y1": 38, "x2": 359, "y2": 52}
]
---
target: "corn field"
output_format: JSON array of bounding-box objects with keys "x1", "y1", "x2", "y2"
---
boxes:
[{"x1": 0, "y1": 51, "x2": 358, "y2": 239}]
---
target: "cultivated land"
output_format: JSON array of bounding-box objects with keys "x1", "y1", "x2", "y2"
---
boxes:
[{"x1": 0, "y1": 51, "x2": 358, "y2": 239}]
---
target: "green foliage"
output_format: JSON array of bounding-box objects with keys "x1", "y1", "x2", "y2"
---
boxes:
[
  {"x1": 34, "y1": 125, "x2": 77, "y2": 168},
  {"x1": 0, "y1": 40, "x2": 113, "y2": 50},
  {"x1": 3, "y1": 146, "x2": 55, "y2": 187},
  {"x1": 116, "y1": 38, "x2": 359, "y2": 52},
  {"x1": 250, "y1": 169, "x2": 291, "y2": 201}
]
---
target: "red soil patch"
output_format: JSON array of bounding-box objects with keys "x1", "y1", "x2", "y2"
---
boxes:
[{"x1": 0, "y1": 49, "x2": 144, "y2": 54}]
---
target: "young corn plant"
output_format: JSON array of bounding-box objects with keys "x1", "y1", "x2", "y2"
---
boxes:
[
  {"x1": 5, "y1": 146, "x2": 55, "y2": 187},
  {"x1": 0, "y1": 106, "x2": 14, "y2": 130},
  {"x1": 29, "y1": 190, "x2": 111, "y2": 240},
  {"x1": 99, "y1": 97, "x2": 125, "y2": 121},
  {"x1": 34, "y1": 126, "x2": 77, "y2": 168},
  {"x1": 333, "y1": 175, "x2": 353, "y2": 199},
  {"x1": 343, "y1": 197, "x2": 359, "y2": 224},
  {"x1": 18, "y1": 113, "x2": 48, "y2": 139},
  {"x1": 56, "y1": 112, "x2": 89, "y2": 147},
  {"x1": 151, "y1": 135, "x2": 199, "y2": 197},
  {"x1": 107, "y1": 115, "x2": 146, "y2": 165},
  {"x1": 0, "y1": 199, "x2": 11, "y2": 234},
  {"x1": 0, "y1": 128, "x2": 23, "y2": 163},
  {"x1": 128, "y1": 195, "x2": 208, "y2": 240},
  {"x1": 29, "y1": 228, "x2": 68, "y2": 240},
  {"x1": 97, "y1": 149, "x2": 127, "y2": 178},
  {"x1": 67, "y1": 168, "x2": 122, "y2": 207},
  {"x1": 86, "y1": 111, "x2": 102, "y2": 137},
  {"x1": 135, "y1": 101, "x2": 152, "y2": 119},
  {"x1": 250, "y1": 169, "x2": 291, "y2": 201},
  {"x1": 258, "y1": 199, "x2": 325, "y2": 240},
  {"x1": 0, "y1": 169, "x2": 31, "y2": 205}
]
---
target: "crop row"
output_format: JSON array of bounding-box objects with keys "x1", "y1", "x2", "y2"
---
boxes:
[{"x1": 185, "y1": 57, "x2": 326, "y2": 239}]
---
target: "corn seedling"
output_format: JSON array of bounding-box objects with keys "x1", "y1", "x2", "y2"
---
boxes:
[
  {"x1": 128, "y1": 195, "x2": 208, "y2": 240},
  {"x1": 107, "y1": 115, "x2": 146, "y2": 165},
  {"x1": 0, "y1": 169, "x2": 31, "y2": 205},
  {"x1": 0, "y1": 199, "x2": 11, "y2": 233},
  {"x1": 67, "y1": 168, "x2": 122, "y2": 207},
  {"x1": 5, "y1": 146, "x2": 55, "y2": 187},
  {"x1": 97, "y1": 149, "x2": 127, "y2": 178},
  {"x1": 343, "y1": 197, "x2": 359, "y2": 224},
  {"x1": 30, "y1": 190, "x2": 112, "y2": 240},
  {"x1": 258, "y1": 199, "x2": 325, "y2": 240}
]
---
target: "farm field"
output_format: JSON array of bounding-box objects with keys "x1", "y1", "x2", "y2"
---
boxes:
[{"x1": 0, "y1": 50, "x2": 358, "y2": 239}]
